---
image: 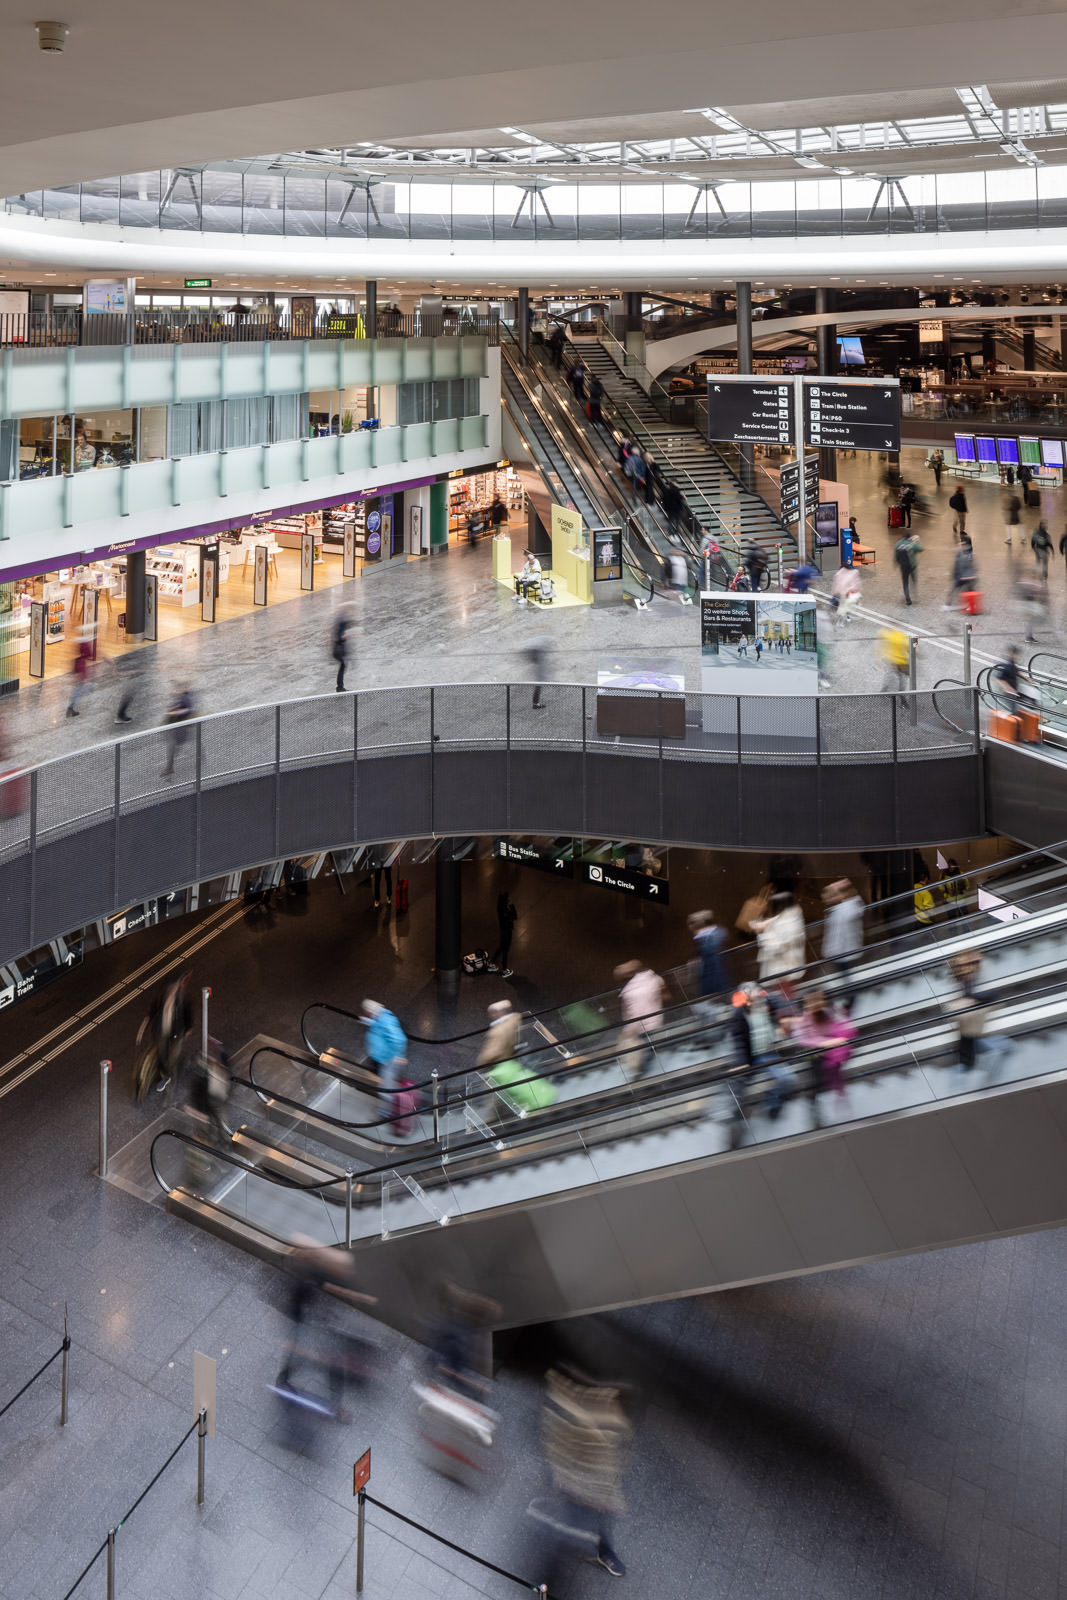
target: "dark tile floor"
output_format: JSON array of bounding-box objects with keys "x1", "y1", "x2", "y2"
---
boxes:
[{"x1": 2, "y1": 876, "x2": 1066, "y2": 1599}]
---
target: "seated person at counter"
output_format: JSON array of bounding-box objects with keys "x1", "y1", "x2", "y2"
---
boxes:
[
  {"x1": 73, "y1": 430, "x2": 97, "y2": 470},
  {"x1": 515, "y1": 550, "x2": 541, "y2": 601}
]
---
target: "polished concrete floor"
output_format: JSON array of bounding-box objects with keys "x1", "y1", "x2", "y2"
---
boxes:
[
  {"x1": 4, "y1": 443, "x2": 1065, "y2": 774},
  {"x1": 2, "y1": 874, "x2": 1066, "y2": 1600}
]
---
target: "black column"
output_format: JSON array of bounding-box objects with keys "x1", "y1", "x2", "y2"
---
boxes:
[
  {"x1": 815, "y1": 287, "x2": 837, "y2": 482},
  {"x1": 982, "y1": 331, "x2": 997, "y2": 369},
  {"x1": 1023, "y1": 328, "x2": 1036, "y2": 370},
  {"x1": 624, "y1": 291, "x2": 643, "y2": 332},
  {"x1": 518, "y1": 286, "x2": 529, "y2": 361},
  {"x1": 365, "y1": 279, "x2": 378, "y2": 340},
  {"x1": 736, "y1": 281, "x2": 754, "y2": 485},
  {"x1": 435, "y1": 847, "x2": 462, "y2": 995},
  {"x1": 126, "y1": 549, "x2": 146, "y2": 636}
]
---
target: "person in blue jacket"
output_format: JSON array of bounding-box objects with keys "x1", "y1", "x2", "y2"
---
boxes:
[{"x1": 360, "y1": 999, "x2": 407, "y2": 1093}]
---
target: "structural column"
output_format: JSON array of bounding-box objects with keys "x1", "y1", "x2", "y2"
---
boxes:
[
  {"x1": 1023, "y1": 328, "x2": 1037, "y2": 371},
  {"x1": 735, "y1": 281, "x2": 754, "y2": 484},
  {"x1": 434, "y1": 847, "x2": 462, "y2": 995},
  {"x1": 125, "y1": 550, "x2": 146, "y2": 637},
  {"x1": 364, "y1": 280, "x2": 377, "y2": 340},
  {"x1": 518, "y1": 286, "x2": 529, "y2": 362},
  {"x1": 815, "y1": 286, "x2": 836, "y2": 482}
]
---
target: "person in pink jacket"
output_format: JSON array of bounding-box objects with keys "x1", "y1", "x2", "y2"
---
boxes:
[
  {"x1": 792, "y1": 989, "x2": 856, "y2": 1120},
  {"x1": 615, "y1": 961, "x2": 665, "y2": 1079}
]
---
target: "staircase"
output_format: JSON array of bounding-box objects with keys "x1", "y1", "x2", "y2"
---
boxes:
[{"x1": 569, "y1": 334, "x2": 795, "y2": 564}]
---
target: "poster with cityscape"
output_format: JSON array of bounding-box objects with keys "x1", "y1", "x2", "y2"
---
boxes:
[{"x1": 699, "y1": 593, "x2": 818, "y2": 696}]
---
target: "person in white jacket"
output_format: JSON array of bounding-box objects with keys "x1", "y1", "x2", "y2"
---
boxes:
[
  {"x1": 615, "y1": 960, "x2": 665, "y2": 1078},
  {"x1": 752, "y1": 892, "x2": 807, "y2": 986}
]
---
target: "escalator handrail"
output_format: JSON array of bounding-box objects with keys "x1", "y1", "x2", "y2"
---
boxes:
[
  {"x1": 156, "y1": 972, "x2": 1067, "y2": 1228},
  {"x1": 301, "y1": 837, "x2": 1067, "y2": 1055}
]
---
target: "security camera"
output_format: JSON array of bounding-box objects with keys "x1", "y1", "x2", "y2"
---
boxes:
[{"x1": 35, "y1": 20, "x2": 69, "y2": 52}]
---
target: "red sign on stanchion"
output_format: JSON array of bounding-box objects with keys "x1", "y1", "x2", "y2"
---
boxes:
[{"x1": 353, "y1": 1448, "x2": 371, "y2": 1495}]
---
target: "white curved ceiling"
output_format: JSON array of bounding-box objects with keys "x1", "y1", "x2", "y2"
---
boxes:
[{"x1": 3, "y1": 0, "x2": 1067, "y2": 193}]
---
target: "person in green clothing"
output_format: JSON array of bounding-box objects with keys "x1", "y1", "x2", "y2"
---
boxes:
[{"x1": 894, "y1": 531, "x2": 923, "y2": 606}]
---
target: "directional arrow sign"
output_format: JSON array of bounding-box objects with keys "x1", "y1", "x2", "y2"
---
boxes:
[
  {"x1": 705, "y1": 377, "x2": 795, "y2": 446},
  {"x1": 803, "y1": 379, "x2": 901, "y2": 453}
]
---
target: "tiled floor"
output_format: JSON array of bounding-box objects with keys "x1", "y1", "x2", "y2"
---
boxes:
[{"x1": 2, "y1": 874, "x2": 1067, "y2": 1599}]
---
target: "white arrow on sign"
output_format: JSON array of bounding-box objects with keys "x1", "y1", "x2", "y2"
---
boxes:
[
  {"x1": 65, "y1": 951, "x2": 77, "y2": 966},
  {"x1": 554, "y1": 859, "x2": 564, "y2": 869},
  {"x1": 649, "y1": 884, "x2": 658, "y2": 895}
]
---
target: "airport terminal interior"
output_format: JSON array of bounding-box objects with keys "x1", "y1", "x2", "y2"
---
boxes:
[{"x1": 7, "y1": 8, "x2": 1067, "y2": 1599}]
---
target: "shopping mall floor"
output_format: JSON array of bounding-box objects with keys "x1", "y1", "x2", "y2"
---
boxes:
[
  {"x1": 5, "y1": 443, "x2": 1066, "y2": 770},
  {"x1": 3, "y1": 854, "x2": 1067, "y2": 1600}
]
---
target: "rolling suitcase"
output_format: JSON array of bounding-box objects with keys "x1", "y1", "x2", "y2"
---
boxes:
[
  {"x1": 989, "y1": 710, "x2": 1020, "y2": 742},
  {"x1": 888, "y1": 505, "x2": 904, "y2": 528},
  {"x1": 960, "y1": 590, "x2": 983, "y2": 615},
  {"x1": 395, "y1": 877, "x2": 409, "y2": 913},
  {"x1": 1017, "y1": 707, "x2": 1041, "y2": 742}
]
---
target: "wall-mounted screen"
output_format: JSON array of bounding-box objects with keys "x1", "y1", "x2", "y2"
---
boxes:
[
  {"x1": 976, "y1": 436, "x2": 998, "y2": 464},
  {"x1": 1019, "y1": 437, "x2": 1041, "y2": 466},
  {"x1": 953, "y1": 434, "x2": 976, "y2": 463},
  {"x1": 836, "y1": 335, "x2": 865, "y2": 367},
  {"x1": 996, "y1": 437, "x2": 1019, "y2": 465},
  {"x1": 1041, "y1": 437, "x2": 1064, "y2": 466}
]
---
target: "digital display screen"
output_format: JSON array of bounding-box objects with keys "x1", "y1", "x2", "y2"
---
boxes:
[
  {"x1": 997, "y1": 437, "x2": 1019, "y2": 465},
  {"x1": 976, "y1": 436, "x2": 998, "y2": 464},
  {"x1": 1019, "y1": 437, "x2": 1041, "y2": 466},
  {"x1": 836, "y1": 335, "x2": 865, "y2": 367},
  {"x1": 814, "y1": 501, "x2": 839, "y2": 547},
  {"x1": 1042, "y1": 437, "x2": 1064, "y2": 466},
  {"x1": 953, "y1": 434, "x2": 976, "y2": 463}
]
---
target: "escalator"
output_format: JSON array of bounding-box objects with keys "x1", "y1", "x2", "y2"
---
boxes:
[{"x1": 147, "y1": 848, "x2": 1067, "y2": 1331}]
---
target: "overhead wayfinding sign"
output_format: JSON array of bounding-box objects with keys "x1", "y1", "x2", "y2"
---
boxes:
[
  {"x1": 582, "y1": 861, "x2": 669, "y2": 904},
  {"x1": 495, "y1": 839, "x2": 574, "y2": 877},
  {"x1": 803, "y1": 379, "x2": 901, "y2": 453},
  {"x1": 705, "y1": 377, "x2": 795, "y2": 446}
]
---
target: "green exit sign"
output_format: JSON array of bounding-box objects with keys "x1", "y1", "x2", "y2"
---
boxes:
[{"x1": 184, "y1": 278, "x2": 212, "y2": 289}]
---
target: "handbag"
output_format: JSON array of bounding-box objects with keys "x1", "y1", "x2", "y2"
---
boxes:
[{"x1": 735, "y1": 886, "x2": 770, "y2": 934}]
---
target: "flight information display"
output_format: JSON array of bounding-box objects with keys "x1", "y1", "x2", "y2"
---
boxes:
[
  {"x1": 1042, "y1": 437, "x2": 1064, "y2": 466},
  {"x1": 976, "y1": 437, "x2": 998, "y2": 464},
  {"x1": 1019, "y1": 437, "x2": 1041, "y2": 466},
  {"x1": 953, "y1": 434, "x2": 976, "y2": 463},
  {"x1": 997, "y1": 437, "x2": 1019, "y2": 465}
]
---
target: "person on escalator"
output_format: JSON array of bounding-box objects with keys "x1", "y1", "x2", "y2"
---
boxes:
[
  {"x1": 662, "y1": 480, "x2": 685, "y2": 538},
  {"x1": 615, "y1": 960, "x2": 665, "y2": 1079},
  {"x1": 729, "y1": 983, "x2": 794, "y2": 1126},
  {"x1": 944, "y1": 951, "x2": 1012, "y2": 1078},
  {"x1": 792, "y1": 988, "x2": 856, "y2": 1123},
  {"x1": 821, "y1": 880, "x2": 865, "y2": 998},
  {"x1": 186, "y1": 1034, "x2": 233, "y2": 1143},
  {"x1": 688, "y1": 909, "x2": 728, "y2": 1006},
  {"x1": 751, "y1": 891, "x2": 806, "y2": 994},
  {"x1": 587, "y1": 375, "x2": 604, "y2": 427},
  {"x1": 548, "y1": 325, "x2": 566, "y2": 369},
  {"x1": 359, "y1": 999, "x2": 408, "y2": 1097}
]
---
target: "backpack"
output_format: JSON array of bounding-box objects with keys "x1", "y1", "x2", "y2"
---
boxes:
[
  {"x1": 462, "y1": 948, "x2": 489, "y2": 975},
  {"x1": 894, "y1": 539, "x2": 912, "y2": 571}
]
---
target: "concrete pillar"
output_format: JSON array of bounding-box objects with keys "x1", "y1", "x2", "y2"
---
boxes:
[
  {"x1": 518, "y1": 286, "x2": 529, "y2": 361},
  {"x1": 736, "y1": 282, "x2": 754, "y2": 483},
  {"x1": 434, "y1": 848, "x2": 462, "y2": 995},
  {"x1": 815, "y1": 286, "x2": 837, "y2": 482},
  {"x1": 365, "y1": 279, "x2": 377, "y2": 340},
  {"x1": 125, "y1": 549, "x2": 146, "y2": 637}
]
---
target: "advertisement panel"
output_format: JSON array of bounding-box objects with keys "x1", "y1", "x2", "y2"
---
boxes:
[{"x1": 700, "y1": 593, "x2": 818, "y2": 696}]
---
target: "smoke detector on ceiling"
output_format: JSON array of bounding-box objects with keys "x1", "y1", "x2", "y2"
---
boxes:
[{"x1": 35, "y1": 20, "x2": 69, "y2": 52}]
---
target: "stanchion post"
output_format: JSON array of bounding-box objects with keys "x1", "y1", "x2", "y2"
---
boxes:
[
  {"x1": 356, "y1": 1487, "x2": 366, "y2": 1593},
  {"x1": 201, "y1": 986, "x2": 211, "y2": 1059},
  {"x1": 431, "y1": 1070, "x2": 440, "y2": 1143},
  {"x1": 963, "y1": 623, "x2": 972, "y2": 686},
  {"x1": 908, "y1": 635, "x2": 918, "y2": 727},
  {"x1": 99, "y1": 1060, "x2": 111, "y2": 1177},
  {"x1": 60, "y1": 1306, "x2": 70, "y2": 1426},
  {"x1": 106, "y1": 1527, "x2": 116, "y2": 1600},
  {"x1": 196, "y1": 1406, "x2": 207, "y2": 1506},
  {"x1": 345, "y1": 1172, "x2": 353, "y2": 1250}
]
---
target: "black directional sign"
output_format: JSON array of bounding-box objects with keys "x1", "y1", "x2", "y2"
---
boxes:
[
  {"x1": 582, "y1": 861, "x2": 669, "y2": 904},
  {"x1": 495, "y1": 839, "x2": 574, "y2": 877},
  {"x1": 779, "y1": 454, "x2": 819, "y2": 524},
  {"x1": 705, "y1": 378, "x2": 795, "y2": 446},
  {"x1": 803, "y1": 380, "x2": 900, "y2": 452}
]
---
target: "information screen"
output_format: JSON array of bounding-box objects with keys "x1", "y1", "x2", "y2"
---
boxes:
[
  {"x1": 953, "y1": 434, "x2": 976, "y2": 463},
  {"x1": 997, "y1": 437, "x2": 1019, "y2": 465},
  {"x1": 976, "y1": 436, "x2": 998, "y2": 464},
  {"x1": 814, "y1": 501, "x2": 839, "y2": 547},
  {"x1": 1042, "y1": 437, "x2": 1064, "y2": 466},
  {"x1": 1019, "y1": 437, "x2": 1041, "y2": 466}
]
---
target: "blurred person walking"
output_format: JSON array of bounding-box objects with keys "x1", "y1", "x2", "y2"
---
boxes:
[
  {"x1": 476, "y1": 999, "x2": 520, "y2": 1071},
  {"x1": 945, "y1": 950, "x2": 1011, "y2": 1078},
  {"x1": 133, "y1": 972, "x2": 192, "y2": 1100},
  {"x1": 730, "y1": 982, "x2": 794, "y2": 1124},
  {"x1": 535, "y1": 1364, "x2": 632, "y2": 1582},
  {"x1": 526, "y1": 633, "x2": 551, "y2": 710},
  {"x1": 831, "y1": 562, "x2": 860, "y2": 627},
  {"x1": 949, "y1": 486, "x2": 968, "y2": 536},
  {"x1": 688, "y1": 908, "x2": 729, "y2": 1003},
  {"x1": 821, "y1": 879, "x2": 864, "y2": 995},
  {"x1": 614, "y1": 959, "x2": 665, "y2": 1078},
  {"x1": 160, "y1": 685, "x2": 195, "y2": 778},
  {"x1": 793, "y1": 988, "x2": 856, "y2": 1123},
  {"x1": 751, "y1": 890, "x2": 806, "y2": 991},
  {"x1": 186, "y1": 1033, "x2": 233, "y2": 1143},
  {"x1": 492, "y1": 891, "x2": 517, "y2": 977},
  {"x1": 1031, "y1": 520, "x2": 1054, "y2": 579},
  {"x1": 942, "y1": 532, "x2": 977, "y2": 612},
  {"x1": 65, "y1": 640, "x2": 94, "y2": 718},
  {"x1": 894, "y1": 530, "x2": 922, "y2": 605},
  {"x1": 1004, "y1": 491, "x2": 1022, "y2": 547},
  {"x1": 273, "y1": 1239, "x2": 376, "y2": 1420},
  {"x1": 880, "y1": 627, "x2": 910, "y2": 693},
  {"x1": 331, "y1": 604, "x2": 354, "y2": 692}
]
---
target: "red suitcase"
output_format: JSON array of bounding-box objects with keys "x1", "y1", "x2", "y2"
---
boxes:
[
  {"x1": 888, "y1": 505, "x2": 904, "y2": 528},
  {"x1": 960, "y1": 590, "x2": 983, "y2": 615},
  {"x1": 395, "y1": 877, "x2": 409, "y2": 913}
]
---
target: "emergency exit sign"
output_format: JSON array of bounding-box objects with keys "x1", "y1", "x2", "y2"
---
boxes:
[{"x1": 184, "y1": 278, "x2": 212, "y2": 289}]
